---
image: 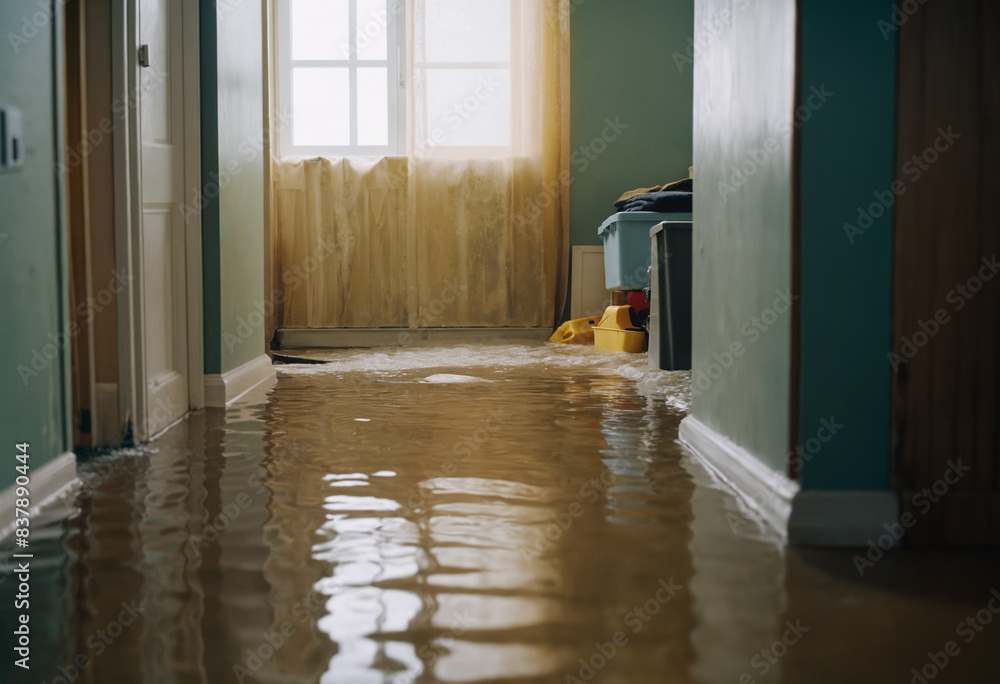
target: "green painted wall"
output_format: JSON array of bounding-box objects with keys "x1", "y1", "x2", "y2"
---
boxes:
[
  {"x1": 0, "y1": 1, "x2": 70, "y2": 491},
  {"x1": 566, "y1": 0, "x2": 693, "y2": 319},
  {"x1": 690, "y1": 0, "x2": 796, "y2": 472},
  {"x1": 200, "y1": 0, "x2": 266, "y2": 374},
  {"x1": 798, "y1": 1, "x2": 896, "y2": 490}
]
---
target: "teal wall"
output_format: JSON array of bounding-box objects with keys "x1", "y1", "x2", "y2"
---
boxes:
[
  {"x1": 798, "y1": 1, "x2": 896, "y2": 490},
  {"x1": 566, "y1": 0, "x2": 693, "y2": 319},
  {"x1": 0, "y1": 1, "x2": 70, "y2": 491},
  {"x1": 690, "y1": 0, "x2": 796, "y2": 472},
  {"x1": 200, "y1": 0, "x2": 267, "y2": 374}
]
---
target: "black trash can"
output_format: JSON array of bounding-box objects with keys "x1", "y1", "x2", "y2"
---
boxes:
[{"x1": 648, "y1": 221, "x2": 692, "y2": 370}]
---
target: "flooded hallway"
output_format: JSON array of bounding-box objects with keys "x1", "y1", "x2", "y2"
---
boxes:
[
  {"x1": 3, "y1": 345, "x2": 1000, "y2": 683},
  {"x1": 4, "y1": 0, "x2": 1000, "y2": 682}
]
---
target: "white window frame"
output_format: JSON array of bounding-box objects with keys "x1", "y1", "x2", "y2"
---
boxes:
[
  {"x1": 276, "y1": 0, "x2": 407, "y2": 158},
  {"x1": 412, "y1": 0, "x2": 517, "y2": 157}
]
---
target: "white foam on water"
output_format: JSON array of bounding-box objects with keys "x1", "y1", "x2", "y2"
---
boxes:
[
  {"x1": 420, "y1": 374, "x2": 490, "y2": 384},
  {"x1": 615, "y1": 360, "x2": 692, "y2": 413},
  {"x1": 275, "y1": 343, "x2": 613, "y2": 375},
  {"x1": 276, "y1": 342, "x2": 690, "y2": 413}
]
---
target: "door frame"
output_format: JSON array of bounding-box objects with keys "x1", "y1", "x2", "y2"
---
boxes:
[{"x1": 112, "y1": 0, "x2": 204, "y2": 443}]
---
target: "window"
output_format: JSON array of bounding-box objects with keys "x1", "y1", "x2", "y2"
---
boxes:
[
  {"x1": 412, "y1": 0, "x2": 513, "y2": 152},
  {"x1": 277, "y1": 0, "x2": 405, "y2": 157},
  {"x1": 277, "y1": 0, "x2": 514, "y2": 158}
]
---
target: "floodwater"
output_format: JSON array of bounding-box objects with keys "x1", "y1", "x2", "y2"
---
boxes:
[{"x1": 3, "y1": 343, "x2": 1000, "y2": 684}]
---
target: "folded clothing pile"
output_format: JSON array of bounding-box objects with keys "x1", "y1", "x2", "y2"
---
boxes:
[{"x1": 614, "y1": 177, "x2": 692, "y2": 213}]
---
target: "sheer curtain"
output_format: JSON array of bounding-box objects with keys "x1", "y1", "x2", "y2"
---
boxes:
[{"x1": 272, "y1": 0, "x2": 570, "y2": 330}]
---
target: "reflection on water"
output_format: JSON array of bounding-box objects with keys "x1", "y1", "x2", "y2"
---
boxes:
[
  {"x1": 2, "y1": 343, "x2": 1000, "y2": 684},
  {"x1": 258, "y1": 345, "x2": 696, "y2": 683}
]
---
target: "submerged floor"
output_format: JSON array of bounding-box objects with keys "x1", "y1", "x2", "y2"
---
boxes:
[{"x1": 3, "y1": 343, "x2": 1000, "y2": 683}]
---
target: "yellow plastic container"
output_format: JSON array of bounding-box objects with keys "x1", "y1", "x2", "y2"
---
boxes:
[
  {"x1": 593, "y1": 305, "x2": 647, "y2": 353},
  {"x1": 549, "y1": 315, "x2": 601, "y2": 344}
]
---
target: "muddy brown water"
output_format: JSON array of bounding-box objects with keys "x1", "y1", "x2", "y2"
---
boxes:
[{"x1": 3, "y1": 344, "x2": 999, "y2": 683}]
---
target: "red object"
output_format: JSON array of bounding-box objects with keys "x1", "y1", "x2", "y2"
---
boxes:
[{"x1": 626, "y1": 290, "x2": 650, "y2": 319}]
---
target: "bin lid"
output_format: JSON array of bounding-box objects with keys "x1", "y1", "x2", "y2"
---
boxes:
[
  {"x1": 598, "y1": 211, "x2": 692, "y2": 238},
  {"x1": 650, "y1": 220, "x2": 693, "y2": 237}
]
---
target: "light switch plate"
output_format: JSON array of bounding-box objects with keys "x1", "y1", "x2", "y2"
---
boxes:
[{"x1": 1, "y1": 106, "x2": 25, "y2": 171}]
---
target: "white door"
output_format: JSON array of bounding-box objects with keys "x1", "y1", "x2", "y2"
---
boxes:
[{"x1": 138, "y1": 0, "x2": 188, "y2": 436}]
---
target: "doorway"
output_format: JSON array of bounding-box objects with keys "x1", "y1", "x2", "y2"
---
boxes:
[
  {"x1": 892, "y1": 0, "x2": 1000, "y2": 545},
  {"x1": 65, "y1": 0, "x2": 203, "y2": 447}
]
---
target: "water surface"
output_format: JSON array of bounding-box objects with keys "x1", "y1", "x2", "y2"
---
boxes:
[{"x1": 3, "y1": 343, "x2": 999, "y2": 683}]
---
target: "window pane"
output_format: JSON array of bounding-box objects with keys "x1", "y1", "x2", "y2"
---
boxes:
[
  {"x1": 425, "y1": 69, "x2": 510, "y2": 147},
  {"x1": 357, "y1": 68, "x2": 389, "y2": 146},
  {"x1": 292, "y1": 0, "x2": 350, "y2": 61},
  {"x1": 293, "y1": 68, "x2": 350, "y2": 146},
  {"x1": 425, "y1": 0, "x2": 510, "y2": 63},
  {"x1": 356, "y1": 0, "x2": 388, "y2": 61}
]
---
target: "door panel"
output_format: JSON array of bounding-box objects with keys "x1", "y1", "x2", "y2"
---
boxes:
[
  {"x1": 893, "y1": 0, "x2": 1000, "y2": 545},
  {"x1": 139, "y1": 0, "x2": 188, "y2": 435}
]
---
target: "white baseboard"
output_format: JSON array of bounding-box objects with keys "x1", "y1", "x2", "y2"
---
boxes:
[
  {"x1": 678, "y1": 416, "x2": 799, "y2": 539},
  {"x1": 204, "y1": 354, "x2": 276, "y2": 407},
  {"x1": 0, "y1": 451, "x2": 78, "y2": 541},
  {"x1": 788, "y1": 490, "x2": 900, "y2": 547},
  {"x1": 277, "y1": 327, "x2": 553, "y2": 349}
]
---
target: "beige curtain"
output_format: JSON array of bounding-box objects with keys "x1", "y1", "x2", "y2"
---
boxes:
[{"x1": 273, "y1": 0, "x2": 570, "y2": 330}]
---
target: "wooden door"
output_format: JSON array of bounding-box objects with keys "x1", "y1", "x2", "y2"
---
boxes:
[{"x1": 893, "y1": 0, "x2": 1000, "y2": 544}]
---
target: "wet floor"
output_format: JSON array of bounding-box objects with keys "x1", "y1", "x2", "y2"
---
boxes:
[{"x1": 3, "y1": 343, "x2": 1000, "y2": 684}]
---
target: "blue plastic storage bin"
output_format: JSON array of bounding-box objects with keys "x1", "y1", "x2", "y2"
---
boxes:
[{"x1": 598, "y1": 211, "x2": 693, "y2": 290}]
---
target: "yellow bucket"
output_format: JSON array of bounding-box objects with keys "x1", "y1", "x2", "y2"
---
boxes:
[
  {"x1": 593, "y1": 305, "x2": 647, "y2": 353},
  {"x1": 549, "y1": 315, "x2": 601, "y2": 345}
]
